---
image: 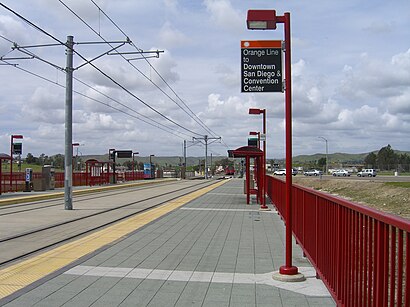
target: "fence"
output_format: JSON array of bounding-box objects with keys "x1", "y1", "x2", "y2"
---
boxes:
[
  {"x1": 0, "y1": 170, "x2": 145, "y2": 193},
  {"x1": 266, "y1": 175, "x2": 409, "y2": 306}
]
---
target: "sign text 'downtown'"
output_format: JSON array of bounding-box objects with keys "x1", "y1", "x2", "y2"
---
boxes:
[{"x1": 241, "y1": 40, "x2": 283, "y2": 93}]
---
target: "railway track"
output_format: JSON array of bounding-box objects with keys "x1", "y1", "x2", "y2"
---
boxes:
[
  {"x1": 0, "y1": 181, "x2": 181, "y2": 216},
  {"x1": 0, "y1": 180, "x2": 218, "y2": 268}
]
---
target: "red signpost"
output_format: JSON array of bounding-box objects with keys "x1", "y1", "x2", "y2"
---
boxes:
[
  {"x1": 10, "y1": 134, "x2": 23, "y2": 192},
  {"x1": 247, "y1": 10, "x2": 303, "y2": 279}
]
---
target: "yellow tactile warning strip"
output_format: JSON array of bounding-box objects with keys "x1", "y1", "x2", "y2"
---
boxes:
[
  {"x1": 0, "y1": 179, "x2": 229, "y2": 299},
  {"x1": 0, "y1": 178, "x2": 176, "y2": 206}
]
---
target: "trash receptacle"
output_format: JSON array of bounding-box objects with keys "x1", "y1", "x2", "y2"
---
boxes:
[
  {"x1": 33, "y1": 178, "x2": 46, "y2": 191},
  {"x1": 42, "y1": 165, "x2": 55, "y2": 190}
]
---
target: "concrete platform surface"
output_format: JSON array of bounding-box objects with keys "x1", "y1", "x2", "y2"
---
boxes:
[{"x1": 0, "y1": 179, "x2": 335, "y2": 306}]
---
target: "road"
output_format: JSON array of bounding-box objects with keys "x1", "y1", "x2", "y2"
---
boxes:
[{"x1": 322, "y1": 175, "x2": 410, "y2": 182}]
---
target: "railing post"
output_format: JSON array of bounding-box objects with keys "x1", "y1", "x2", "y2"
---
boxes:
[{"x1": 375, "y1": 221, "x2": 386, "y2": 307}]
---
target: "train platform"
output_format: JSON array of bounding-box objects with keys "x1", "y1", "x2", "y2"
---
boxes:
[{"x1": 0, "y1": 178, "x2": 335, "y2": 306}]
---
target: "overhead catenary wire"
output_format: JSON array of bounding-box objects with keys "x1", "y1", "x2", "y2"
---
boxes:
[
  {"x1": 88, "y1": 0, "x2": 232, "y2": 150},
  {"x1": 59, "y1": 0, "x2": 220, "y2": 138},
  {"x1": 57, "y1": 0, "x2": 208, "y2": 136},
  {"x1": 0, "y1": 2, "x2": 203, "y2": 138},
  {"x1": 88, "y1": 0, "x2": 219, "y2": 137},
  {"x1": 0, "y1": 55, "x2": 190, "y2": 140},
  {"x1": 0, "y1": 34, "x2": 192, "y2": 139}
]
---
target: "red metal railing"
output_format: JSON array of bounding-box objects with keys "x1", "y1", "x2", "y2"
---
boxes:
[
  {"x1": 1, "y1": 170, "x2": 145, "y2": 193},
  {"x1": 266, "y1": 175, "x2": 410, "y2": 307}
]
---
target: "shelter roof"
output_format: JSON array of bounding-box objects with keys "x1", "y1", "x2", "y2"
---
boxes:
[
  {"x1": 0, "y1": 153, "x2": 11, "y2": 160},
  {"x1": 231, "y1": 146, "x2": 263, "y2": 158}
]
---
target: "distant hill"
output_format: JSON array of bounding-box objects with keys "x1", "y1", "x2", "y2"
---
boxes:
[{"x1": 292, "y1": 152, "x2": 368, "y2": 164}]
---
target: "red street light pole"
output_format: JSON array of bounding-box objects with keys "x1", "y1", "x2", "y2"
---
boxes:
[
  {"x1": 249, "y1": 108, "x2": 269, "y2": 210},
  {"x1": 247, "y1": 10, "x2": 303, "y2": 279},
  {"x1": 10, "y1": 134, "x2": 23, "y2": 192},
  {"x1": 249, "y1": 130, "x2": 265, "y2": 208}
]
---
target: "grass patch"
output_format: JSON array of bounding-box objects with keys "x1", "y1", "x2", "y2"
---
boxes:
[{"x1": 384, "y1": 182, "x2": 410, "y2": 188}]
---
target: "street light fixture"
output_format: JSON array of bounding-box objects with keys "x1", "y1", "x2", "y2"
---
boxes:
[
  {"x1": 249, "y1": 108, "x2": 269, "y2": 211},
  {"x1": 318, "y1": 137, "x2": 329, "y2": 175},
  {"x1": 247, "y1": 9, "x2": 304, "y2": 280},
  {"x1": 247, "y1": 10, "x2": 277, "y2": 30},
  {"x1": 149, "y1": 154, "x2": 155, "y2": 165}
]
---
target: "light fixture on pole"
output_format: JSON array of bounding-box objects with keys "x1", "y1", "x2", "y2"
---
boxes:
[{"x1": 247, "y1": 9, "x2": 304, "y2": 280}]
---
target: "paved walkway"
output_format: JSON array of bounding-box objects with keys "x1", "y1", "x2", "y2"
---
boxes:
[{"x1": 1, "y1": 179, "x2": 335, "y2": 306}]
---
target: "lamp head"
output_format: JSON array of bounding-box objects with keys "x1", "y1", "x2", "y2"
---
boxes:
[
  {"x1": 249, "y1": 108, "x2": 262, "y2": 115},
  {"x1": 247, "y1": 10, "x2": 277, "y2": 30}
]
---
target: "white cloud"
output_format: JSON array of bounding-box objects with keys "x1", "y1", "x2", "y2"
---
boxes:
[
  {"x1": 0, "y1": 15, "x2": 30, "y2": 55},
  {"x1": 158, "y1": 22, "x2": 189, "y2": 49},
  {"x1": 339, "y1": 49, "x2": 410, "y2": 100},
  {"x1": 21, "y1": 87, "x2": 64, "y2": 124},
  {"x1": 392, "y1": 48, "x2": 410, "y2": 69},
  {"x1": 387, "y1": 90, "x2": 410, "y2": 115},
  {"x1": 203, "y1": 0, "x2": 244, "y2": 33},
  {"x1": 363, "y1": 21, "x2": 394, "y2": 34}
]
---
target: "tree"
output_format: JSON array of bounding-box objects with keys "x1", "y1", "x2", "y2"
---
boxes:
[
  {"x1": 317, "y1": 157, "x2": 326, "y2": 168},
  {"x1": 377, "y1": 145, "x2": 397, "y2": 170},
  {"x1": 217, "y1": 158, "x2": 233, "y2": 169},
  {"x1": 364, "y1": 152, "x2": 377, "y2": 168},
  {"x1": 53, "y1": 154, "x2": 65, "y2": 169},
  {"x1": 25, "y1": 153, "x2": 36, "y2": 164},
  {"x1": 122, "y1": 160, "x2": 133, "y2": 170},
  {"x1": 398, "y1": 153, "x2": 410, "y2": 172}
]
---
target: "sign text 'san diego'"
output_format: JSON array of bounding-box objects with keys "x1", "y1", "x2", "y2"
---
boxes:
[{"x1": 241, "y1": 40, "x2": 283, "y2": 93}]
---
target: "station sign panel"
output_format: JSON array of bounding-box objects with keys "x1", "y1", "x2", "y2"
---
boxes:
[
  {"x1": 241, "y1": 40, "x2": 283, "y2": 93},
  {"x1": 248, "y1": 137, "x2": 258, "y2": 147},
  {"x1": 12, "y1": 143, "x2": 22, "y2": 154},
  {"x1": 116, "y1": 150, "x2": 132, "y2": 158}
]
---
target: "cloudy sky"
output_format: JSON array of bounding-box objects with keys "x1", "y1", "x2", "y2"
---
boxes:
[{"x1": 0, "y1": 0, "x2": 409, "y2": 159}]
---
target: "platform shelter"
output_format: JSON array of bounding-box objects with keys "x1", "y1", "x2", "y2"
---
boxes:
[
  {"x1": 0, "y1": 153, "x2": 11, "y2": 194},
  {"x1": 85, "y1": 159, "x2": 112, "y2": 186}
]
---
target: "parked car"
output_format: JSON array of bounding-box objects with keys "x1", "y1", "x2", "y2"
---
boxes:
[
  {"x1": 332, "y1": 169, "x2": 350, "y2": 177},
  {"x1": 304, "y1": 169, "x2": 323, "y2": 176},
  {"x1": 274, "y1": 169, "x2": 286, "y2": 175},
  {"x1": 273, "y1": 169, "x2": 297, "y2": 176},
  {"x1": 357, "y1": 169, "x2": 377, "y2": 177}
]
